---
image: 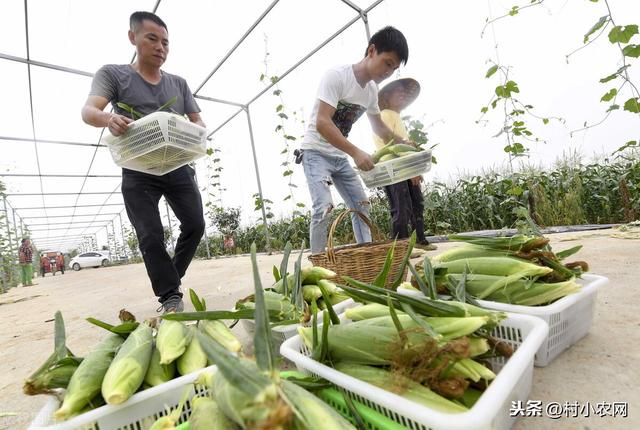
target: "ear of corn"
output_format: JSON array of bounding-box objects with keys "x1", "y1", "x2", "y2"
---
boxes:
[
  {"x1": 441, "y1": 358, "x2": 496, "y2": 382},
  {"x1": 281, "y1": 379, "x2": 355, "y2": 429},
  {"x1": 177, "y1": 326, "x2": 208, "y2": 376},
  {"x1": 388, "y1": 143, "x2": 418, "y2": 155},
  {"x1": 54, "y1": 334, "x2": 124, "y2": 420},
  {"x1": 468, "y1": 337, "x2": 490, "y2": 357},
  {"x1": 302, "y1": 266, "x2": 336, "y2": 284},
  {"x1": 334, "y1": 363, "x2": 468, "y2": 414},
  {"x1": 156, "y1": 319, "x2": 190, "y2": 365},
  {"x1": 200, "y1": 320, "x2": 242, "y2": 353},
  {"x1": 302, "y1": 284, "x2": 322, "y2": 302},
  {"x1": 432, "y1": 245, "x2": 512, "y2": 262},
  {"x1": 144, "y1": 344, "x2": 176, "y2": 387},
  {"x1": 101, "y1": 321, "x2": 153, "y2": 405},
  {"x1": 211, "y1": 358, "x2": 281, "y2": 428},
  {"x1": 189, "y1": 396, "x2": 235, "y2": 430}
]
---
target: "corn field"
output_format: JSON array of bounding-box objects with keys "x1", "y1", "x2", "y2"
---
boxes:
[{"x1": 196, "y1": 151, "x2": 639, "y2": 256}]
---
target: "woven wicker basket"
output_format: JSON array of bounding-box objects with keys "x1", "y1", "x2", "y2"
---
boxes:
[{"x1": 308, "y1": 210, "x2": 409, "y2": 288}]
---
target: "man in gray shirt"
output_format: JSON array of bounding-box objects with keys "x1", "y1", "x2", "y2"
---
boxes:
[{"x1": 81, "y1": 11, "x2": 205, "y2": 313}]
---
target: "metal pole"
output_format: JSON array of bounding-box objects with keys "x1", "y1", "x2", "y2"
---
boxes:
[
  {"x1": 3, "y1": 197, "x2": 13, "y2": 254},
  {"x1": 244, "y1": 106, "x2": 272, "y2": 252},
  {"x1": 164, "y1": 199, "x2": 176, "y2": 252},
  {"x1": 118, "y1": 213, "x2": 128, "y2": 259},
  {"x1": 12, "y1": 209, "x2": 19, "y2": 240}
]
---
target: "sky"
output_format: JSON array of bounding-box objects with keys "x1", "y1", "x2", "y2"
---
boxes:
[{"x1": 0, "y1": 0, "x2": 639, "y2": 252}]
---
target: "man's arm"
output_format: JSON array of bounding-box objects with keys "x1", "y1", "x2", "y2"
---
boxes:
[
  {"x1": 316, "y1": 101, "x2": 374, "y2": 171},
  {"x1": 81, "y1": 95, "x2": 132, "y2": 136},
  {"x1": 187, "y1": 112, "x2": 206, "y2": 128},
  {"x1": 368, "y1": 113, "x2": 410, "y2": 146}
]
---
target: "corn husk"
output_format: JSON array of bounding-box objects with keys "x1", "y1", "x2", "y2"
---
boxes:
[
  {"x1": 200, "y1": 320, "x2": 242, "y2": 353},
  {"x1": 189, "y1": 396, "x2": 235, "y2": 430},
  {"x1": 54, "y1": 334, "x2": 124, "y2": 420},
  {"x1": 144, "y1": 344, "x2": 176, "y2": 387},
  {"x1": 334, "y1": 363, "x2": 467, "y2": 414},
  {"x1": 156, "y1": 319, "x2": 190, "y2": 365},
  {"x1": 177, "y1": 326, "x2": 208, "y2": 376},
  {"x1": 101, "y1": 321, "x2": 153, "y2": 405}
]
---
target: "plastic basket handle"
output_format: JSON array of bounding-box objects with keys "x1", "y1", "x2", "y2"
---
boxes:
[{"x1": 326, "y1": 209, "x2": 383, "y2": 262}]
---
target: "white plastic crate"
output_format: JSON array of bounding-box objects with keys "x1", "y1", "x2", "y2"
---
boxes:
[
  {"x1": 241, "y1": 298, "x2": 357, "y2": 345},
  {"x1": 280, "y1": 309, "x2": 548, "y2": 430},
  {"x1": 29, "y1": 365, "x2": 216, "y2": 430},
  {"x1": 399, "y1": 273, "x2": 607, "y2": 367},
  {"x1": 103, "y1": 111, "x2": 207, "y2": 176},
  {"x1": 359, "y1": 149, "x2": 431, "y2": 188}
]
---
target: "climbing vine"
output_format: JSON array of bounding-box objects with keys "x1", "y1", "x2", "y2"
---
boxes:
[{"x1": 566, "y1": 0, "x2": 639, "y2": 153}]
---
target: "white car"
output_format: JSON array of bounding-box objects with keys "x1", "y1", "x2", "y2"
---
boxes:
[{"x1": 69, "y1": 252, "x2": 110, "y2": 271}]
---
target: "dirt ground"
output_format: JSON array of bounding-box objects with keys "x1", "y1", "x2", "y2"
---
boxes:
[{"x1": 0, "y1": 229, "x2": 638, "y2": 430}]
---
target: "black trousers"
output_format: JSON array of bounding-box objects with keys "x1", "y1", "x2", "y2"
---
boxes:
[
  {"x1": 122, "y1": 165, "x2": 205, "y2": 303},
  {"x1": 384, "y1": 179, "x2": 426, "y2": 242}
]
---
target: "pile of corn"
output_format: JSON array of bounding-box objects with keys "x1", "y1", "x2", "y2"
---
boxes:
[
  {"x1": 234, "y1": 242, "x2": 350, "y2": 327},
  {"x1": 297, "y1": 273, "x2": 512, "y2": 413},
  {"x1": 403, "y1": 234, "x2": 589, "y2": 306},
  {"x1": 372, "y1": 142, "x2": 422, "y2": 164},
  {"x1": 156, "y1": 244, "x2": 358, "y2": 430},
  {"x1": 23, "y1": 292, "x2": 241, "y2": 423}
]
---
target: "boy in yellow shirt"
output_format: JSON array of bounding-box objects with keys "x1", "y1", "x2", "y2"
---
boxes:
[{"x1": 373, "y1": 78, "x2": 436, "y2": 250}]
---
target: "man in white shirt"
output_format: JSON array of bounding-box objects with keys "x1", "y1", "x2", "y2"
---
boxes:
[{"x1": 301, "y1": 26, "x2": 413, "y2": 253}]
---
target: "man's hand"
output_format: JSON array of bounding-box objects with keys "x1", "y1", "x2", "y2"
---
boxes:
[
  {"x1": 353, "y1": 149, "x2": 375, "y2": 171},
  {"x1": 410, "y1": 176, "x2": 423, "y2": 186},
  {"x1": 108, "y1": 113, "x2": 133, "y2": 136}
]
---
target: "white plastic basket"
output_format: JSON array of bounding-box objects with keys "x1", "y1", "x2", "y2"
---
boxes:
[
  {"x1": 399, "y1": 273, "x2": 607, "y2": 367},
  {"x1": 280, "y1": 309, "x2": 548, "y2": 430},
  {"x1": 28, "y1": 365, "x2": 216, "y2": 430},
  {"x1": 359, "y1": 149, "x2": 431, "y2": 188},
  {"x1": 241, "y1": 298, "x2": 357, "y2": 345},
  {"x1": 103, "y1": 111, "x2": 207, "y2": 176}
]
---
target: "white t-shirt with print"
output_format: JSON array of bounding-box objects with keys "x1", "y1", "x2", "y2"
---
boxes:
[{"x1": 301, "y1": 64, "x2": 380, "y2": 157}]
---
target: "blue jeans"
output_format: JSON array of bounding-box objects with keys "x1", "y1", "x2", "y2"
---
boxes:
[{"x1": 302, "y1": 149, "x2": 371, "y2": 253}]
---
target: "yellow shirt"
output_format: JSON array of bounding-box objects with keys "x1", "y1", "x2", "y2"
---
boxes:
[{"x1": 373, "y1": 109, "x2": 409, "y2": 149}]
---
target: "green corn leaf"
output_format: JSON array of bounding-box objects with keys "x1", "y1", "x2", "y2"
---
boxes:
[
  {"x1": 422, "y1": 256, "x2": 438, "y2": 300},
  {"x1": 555, "y1": 245, "x2": 583, "y2": 260},
  {"x1": 387, "y1": 296, "x2": 405, "y2": 340},
  {"x1": 391, "y1": 231, "x2": 416, "y2": 289},
  {"x1": 196, "y1": 331, "x2": 271, "y2": 397},
  {"x1": 251, "y1": 243, "x2": 276, "y2": 373},
  {"x1": 291, "y1": 243, "x2": 306, "y2": 312},
  {"x1": 155, "y1": 96, "x2": 177, "y2": 113},
  {"x1": 189, "y1": 289, "x2": 206, "y2": 312},
  {"x1": 373, "y1": 241, "x2": 396, "y2": 288},
  {"x1": 272, "y1": 265, "x2": 281, "y2": 283},
  {"x1": 408, "y1": 263, "x2": 430, "y2": 297},
  {"x1": 343, "y1": 392, "x2": 367, "y2": 430},
  {"x1": 317, "y1": 282, "x2": 340, "y2": 325},
  {"x1": 399, "y1": 302, "x2": 438, "y2": 338},
  {"x1": 279, "y1": 242, "x2": 293, "y2": 297},
  {"x1": 311, "y1": 299, "x2": 319, "y2": 350},
  {"x1": 162, "y1": 309, "x2": 277, "y2": 321},
  {"x1": 54, "y1": 311, "x2": 66, "y2": 359}
]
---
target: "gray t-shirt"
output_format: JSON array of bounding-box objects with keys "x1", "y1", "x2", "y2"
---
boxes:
[{"x1": 89, "y1": 64, "x2": 200, "y2": 117}]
